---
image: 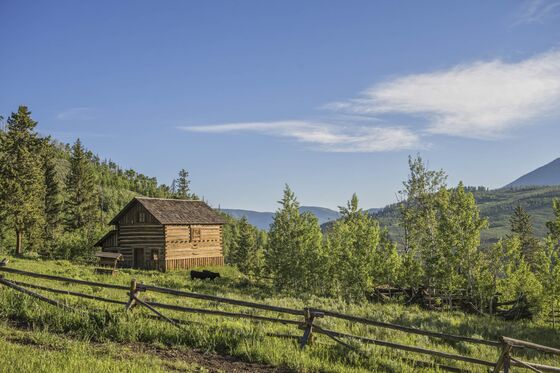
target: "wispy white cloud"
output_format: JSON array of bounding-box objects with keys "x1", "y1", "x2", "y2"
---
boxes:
[
  {"x1": 513, "y1": 0, "x2": 560, "y2": 25},
  {"x1": 56, "y1": 107, "x2": 95, "y2": 121},
  {"x1": 328, "y1": 50, "x2": 560, "y2": 139},
  {"x1": 180, "y1": 121, "x2": 421, "y2": 152},
  {"x1": 181, "y1": 49, "x2": 560, "y2": 149}
]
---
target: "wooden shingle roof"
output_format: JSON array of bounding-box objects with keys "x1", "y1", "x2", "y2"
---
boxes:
[{"x1": 109, "y1": 197, "x2": 227, "y2": 225}]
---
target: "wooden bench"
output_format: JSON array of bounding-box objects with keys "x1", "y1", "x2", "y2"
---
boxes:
[{"x1": 94, "y1": 252, "x2": 123, "y2": 275}]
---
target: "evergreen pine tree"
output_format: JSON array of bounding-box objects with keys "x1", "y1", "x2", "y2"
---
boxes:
[
  {"x1": 266, "y1": 185, "x2": 323, "y2": 293},
  {"x1": 509, "y1": 204, "x2": 540, "y2": 270},
  {"x1": 233, "y1": 217, "x2": 253, "y2": 271},
  {"x1": 233, "y1": 217, "x2": 264, "y2": 278},
  {"x1": 65, "y1": 139, "x2": 97, "y2": 230},
  {"x1": 0, "y1": 106, "x2": 46, "y2": 255},
  {"x1": 221, "y1": 214, "x2": 240, "y2": 264},
  {"x1": 43, "y1": 143, "x2": 63, "y2": 253},
  {"x1": 175, "y1": 169, "x2": 190, "y2": 199}
]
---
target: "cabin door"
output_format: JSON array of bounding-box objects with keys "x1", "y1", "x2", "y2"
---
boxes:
[{"x1": 133, "y1": 248, "x2": 145, "y2": 268}]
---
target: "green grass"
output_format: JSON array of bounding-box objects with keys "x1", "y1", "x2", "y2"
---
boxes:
[
  {"x1": 0, "y1": 256, "x2": 558, "y2": 372},
  {"x1": 0, "y1": 321, "x2": 208, "y2": 373}
]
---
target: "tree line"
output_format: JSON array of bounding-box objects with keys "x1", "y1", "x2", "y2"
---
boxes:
[
  {"x1": 225, "y1": 156, "x2": 560, "y2": 318},
  {"x1": 1, "y1": 106, "x2": 559, "y2": 318},
  {"x1": 0, "y1": 106, "x2": 196, "y2": 259}
]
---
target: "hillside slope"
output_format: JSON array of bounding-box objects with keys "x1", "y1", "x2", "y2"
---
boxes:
[
  {"x1": 505, "y1": 158, "x2": 560, "y2": 188},
  {"x1": 374, "y1": 186, "x2": 560, "y2": 247}
]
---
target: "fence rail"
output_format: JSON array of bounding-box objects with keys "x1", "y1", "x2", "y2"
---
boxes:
[
  {"x1": 138, "y1": 283, "x2": 305, "y2": 316},
  {"x1": 0, "y1": 265, "x2": 558, "y2": 372},
  {"x1": 308, "y1": 307, "x2": 501, "y2": 347}
]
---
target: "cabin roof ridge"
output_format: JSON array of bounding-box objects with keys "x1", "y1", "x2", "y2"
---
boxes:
[
  {"x1": 109, "y1": 196, "x2": 227, "y2": 225},
  {"x1": 134, "y1": 196, "x2": 203, "y2": 202}
]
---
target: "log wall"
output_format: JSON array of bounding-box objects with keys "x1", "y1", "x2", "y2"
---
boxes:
[
  {"x1": 113, "y1": 202, "x2": 224, "y2": 270},
  {"x1": 116, "y1": 202, "x2": 165, "y2": 269},
  {"x1": 164, "y1": 224, "x2": 223, "y2": 270},
  {"x1": 101, "y1": 231, "x2": 118, "y2": 251},
  {"x1": 165, "y1": 256, "x2": 224, "y2": 270},
  {"x1": 117, "y1": 224, "x2": 165, "y2": 269},
  {"x1": 116, "y1": 203, "x2": 159, "y2": 226}
]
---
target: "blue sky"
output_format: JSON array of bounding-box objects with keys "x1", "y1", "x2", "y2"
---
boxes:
[{"x1": 1, "y1": 1, "x2": 560, "y2": 211}]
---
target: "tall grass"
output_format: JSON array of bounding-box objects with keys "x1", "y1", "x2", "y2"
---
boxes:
[
  {"x1": 0, "y1": 256, "x2": 558, "y2": 372},
  {"x1": 0, "y1": 321, "x2": 207, "y2": 373}
]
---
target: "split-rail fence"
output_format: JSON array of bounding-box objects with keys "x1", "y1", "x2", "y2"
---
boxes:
[{"x1": 0, "y1": 266, "x2": 558, "y2": 373}]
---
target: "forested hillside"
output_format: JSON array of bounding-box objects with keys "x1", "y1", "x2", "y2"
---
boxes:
[
  {"x1": 374, "y1": 185, "x2": 560, "y2": 246},
  {"x1": 0, "y1": 106, "x2": 195, "y2": 259}
]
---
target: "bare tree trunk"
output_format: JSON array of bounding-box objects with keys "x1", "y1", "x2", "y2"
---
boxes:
[{"x1": 15, "y1": 229, "x2": 23, "y2": 256}]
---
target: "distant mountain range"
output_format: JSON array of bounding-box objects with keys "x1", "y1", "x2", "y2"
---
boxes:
[
  {"x1": 223, "y1": 157, "x2": 560, "y2": 238},
  {"x1": 504, "y1": 158, "x2": 560, "y2": 188},
  {"x1": 221, "y1": 206, "x2": 380, "y2": 230},
  {"x1": 221, "y1": 206, "x2": 340, "y2": 230}
]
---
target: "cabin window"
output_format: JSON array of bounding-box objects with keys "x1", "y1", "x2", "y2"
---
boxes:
[
  {"x1": 151, "y1": 249, "x2": 159, "y2": 261},
  {"x1": 191, "y1": 227, "x2": 201, "y2": 242},
  {"x1": 138, "y1": 212, "x2": 146, "y2": 223}
]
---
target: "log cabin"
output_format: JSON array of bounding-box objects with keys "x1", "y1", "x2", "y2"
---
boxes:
[{"x1": 94, "y1": 197, "x2": 227, "y2": 271}]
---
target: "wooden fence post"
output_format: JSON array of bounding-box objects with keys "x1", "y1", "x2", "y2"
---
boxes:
[
  {"x1": 300, "y1": 308, "x2": 324, "y2": 349},
  {"x1": 493, "y1": 338, "x2": 513, "y2": 373},
  {"x1": 300, "y1": 308, "x2": 315, "y2": 349},
  {"x1": 503, "y1": 353, "x2": 510, "y2": 373},
  {"x1": 125, "y1": 278, "x2": 138, "y2": 312}
]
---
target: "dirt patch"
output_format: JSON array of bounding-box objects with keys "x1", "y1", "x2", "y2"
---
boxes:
[
  {"x1": 3, "y1": 335, "x2": 65, "y2": 352},
  {"x1": 131, "y1": 343, "x2": 294, "y2": 373}
]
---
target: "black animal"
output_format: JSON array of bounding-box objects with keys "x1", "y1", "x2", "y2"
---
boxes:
[
  {"x1": 0, "y1": 258, "x2": 8, "y2": 267},
  {"x1": 190, "y1": 270, "x2": 221, "y2": 281}
]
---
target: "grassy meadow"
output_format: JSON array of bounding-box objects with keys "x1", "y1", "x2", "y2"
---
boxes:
[
  {"x1": 0, "y1": 256, "x2": 558, "y2": 372},
  {"x1": 0, "y1": 321, "x2": 213, "y2": 373}
]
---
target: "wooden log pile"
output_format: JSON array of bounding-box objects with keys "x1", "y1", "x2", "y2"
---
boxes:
[
  {"x1": 371, "y1": 286, "x2": 533, "y2": 320},
  {"x1": 493, "y1": 296, "x2": 533, "y2": 321}
]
